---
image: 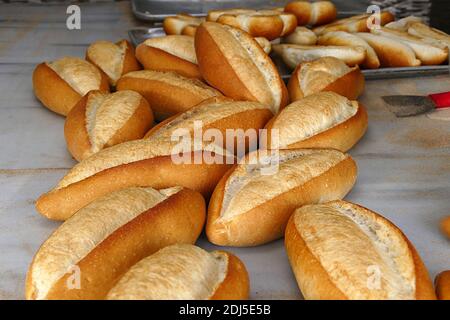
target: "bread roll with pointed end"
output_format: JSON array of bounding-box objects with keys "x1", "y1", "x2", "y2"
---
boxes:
[
  {"x1": 163, "y1": 14, "x2": 204, "y2": 36},
  {"x1": 26, "y1": 187, "x2": 205, "y2": 300},
  {"x1": 86, "y1": 40, "x2": 140, "y2": 86},
  {"x1": 106, "y1": 244, "x2": 249, "y2": 300},
  {"x1": 284, "y1": 1, "x2": 337, "y2": 26},
  {"x1": 135, "y1": 36, "x2": 201, "y2": 79},
  {"x1": 287, "y1": 57, "x2": 365, "y2": 101},
  {"x1": 318, "y1": 31, "x2": 380, "y2": 69},
  {"x1": 408, "y1": 23, "x2": 450, "y2": 48},
  {"x1": 195, "y1": 22, "x2": 288, "y2": 114},
  {"x1": 207, "y1": 149, "x2": 357, "y2": 247},
  {"x1": 283, "y1": 26, "x2": 317, "y2": 45},
  {"x1": 385, "y1": 16, "x2": 423, "y2": 31},
  {"x1": 35, "y1": 139, "x2": 235, "y2": 221},
  {"x1": 32, "y1": 57, "x2": 110, "y2": 116},
  {"x1": 435, "y1": 271, "x2": 450, "y2": 300},
  {"x1": 264, "y1": 92, "x2": 367, "y2": 152},
  {"x1": 116, "y1": 70, "x2": 221, "y2": 121},
  {"x1": 355, "y1": 33, "x2": 421, "y2": 67},
  {"x1": 64, "y1": 90, "x2": 154, "y2": 161},
  {"x1": 285, "y1": 200, "x2": 436, "y2": 300},
  {"x1": 440, "y1": 216, "x2": 450, "y2": 239},
  {"x1": 273, "y1": 44, "x2": 366, "y2": 68}
]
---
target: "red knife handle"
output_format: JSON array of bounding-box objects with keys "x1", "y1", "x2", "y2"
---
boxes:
[{"x1": 429, "y1": 91, "x2": 450, "y2": 109}]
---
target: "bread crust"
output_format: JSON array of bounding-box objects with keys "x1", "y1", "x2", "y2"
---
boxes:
[
  {"x1": 26, "y1": 188, "x2": 206, "y2": 300},
  {"x1": 285, "y1": 1, "x2": 337, "y2": 26},
  {"x1": 435, "y1": 271, "x2": 450, "y2": 300},
  {"x1": 440, "y1": 216, "x2": 450, "y2": 239}
]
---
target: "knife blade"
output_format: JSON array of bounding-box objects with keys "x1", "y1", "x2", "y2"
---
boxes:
[{"x1": 382, "y1": 91, "x2": 450, "y2": 117}]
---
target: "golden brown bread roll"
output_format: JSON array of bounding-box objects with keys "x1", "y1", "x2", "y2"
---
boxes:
[
  {"x1": 408, "y1": 23, "x2": 450, "y2": 48},
  {"x1": 32, "y1": 57, "x2": 110, "y2": 116},
  {"x1": 195, "y1": 22, "x2": 289, "y2": 114},
  {"x1": 64, "y1": 90, "x2": 154, "y2": 161},
  {"x1": 440, "y1": 216, "x2": 450, "y2": 239},
  {"x1": 135, "y1": 35, "x2": 201, "y2": 79},
  {"x1": 264, "y1": 92, "x2": 367, "y2": 152},
  {"x1": 107, "y1": 244, "x2": 249, "y2": 300},
  {"x1": 284, "y1": 1, "x2": 337, "y2": 26},
  {"x1": 116, "y1": 70, "x2": 221, "y2": 121},
  {"x1": 163, "y1": 14, "x2": 204, "y2": 36},
  {"x1": 285, "y1": 200, "x2": 436, "y2": 300},
  {"x1": 287, "y1": 57, "x2": 365, "y2": 101},
  {"x1": 26, "y1": 186, "x2": 205, "y2": 300},
  {"x1": 206, "y1": 148, "x2": 357, "y2": 246},
  {"x1": 86, "y1": 39, "x2": 140, "y2": 86},
  {"x1": 435, "y1": 271, "x2": 450, "y2": 300},
  {"x1": 283, "y1": 26, "x2": 317, "y2": 45}
]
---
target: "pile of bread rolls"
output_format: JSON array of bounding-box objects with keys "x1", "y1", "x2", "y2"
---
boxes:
[{"x1": 29, "y1": 0, "x2": 449, "y2": 300}]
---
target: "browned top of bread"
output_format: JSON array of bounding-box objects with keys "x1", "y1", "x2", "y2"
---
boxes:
[
  {"x1": 142, "y1": 36, "x2": 197, "y2": 63},
  {"x1": 407, "y1": 23, "x2": 450, "y2": 47},
  {"x1": 164, "y1": 14, "x2": 204, "y2": 35},
  {"x1": 283, "y1": 26, "x2": 317, "y2": 45},
  {"x1": 86, "y1": 40, "x2": 128, "y2": 84}
]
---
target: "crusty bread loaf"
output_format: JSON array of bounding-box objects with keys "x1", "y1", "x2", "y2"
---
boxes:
[
  {"x1": 35, "y1": 138, "x2": 235, "y2": 220},
  {"x1": 385, "y1": 16, "x2": 423, "y2": 31},
  {"x1": 283, "y1": 26, "x2": 317, "y2": 45},
  {"x1": 264, "y1": 92, "x2": 367, "y2": 151},
  {"x1": 27, "y1": 187, "x2": 205, "y2": 300},
  {"x1": 355, "y1": 32, "x2": 421, "y2": 67},
  {"x1": 135, "y1": 35, "x2": 201, "y2": 79},
  {"x1": 33, "y1": 57, "x2": 110, "y2": 116},
  {"x1": 408, "y1": 23, "x2": 450, "y2": 48},
  {"x1": 106, "y1": 244, "x2": 249, "y2": 300},
  {"x1": 195, "y1": 22, "x2": 288, "y2": 114},
  {"x1": 163, "y1": 14, "x2": 204, "y2": 36},
  {"x1": 285, "y1": 200, "x2": 436, "y2": 300},
  {"x1": 272, "y1": 44, "x2": 366, "y2": 68},
  {"x1": 435, "y1": 271, "x2": 450, "y2": 300},
  {"x1": 116, "y1": 70, "x2": 221, "y2": 121},
  {"x1": 86, "y1": 40, "x2": 140, "y2": 86},
  {"x1": 318, "y1": 31, "x2": 380, "y2": 69},
  {"x1": 206, "y1": 149, "x2": 357, "y2": 246},
  {"x1": 287, "y1": 57, "x2": 365, "y2": 101},
  {"x1": 440, "y1": 216, "x2": 450, "y2": 239},
  {"x1": 64, "y1": 90, "x2": 154, "y2": 161},
  {"x1": 284, "y1": 1, "x2": 337, "y2": 26}
]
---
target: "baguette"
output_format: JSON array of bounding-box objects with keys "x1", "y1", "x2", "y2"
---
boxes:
[
  {"x1": 107, "y1": 244, "x2": 249, "y2": 300},
  {"x1": 318, "y1": 31, "x2": 380, "y2": 69},
  {"x1": 284, "y1": 1, "x2": 337, "y2": 26},
  {"x1": 64, "y1": 90, "x2": 154, "y2": 161},
  {"x1": 35, "y1": 138, "x2": 234, "y2": 220},
  {"x1": 385, "y1": 16, "x2": 423, "y2": 31},
  {"x1": 408, "y1": 23, "x2": 450, "y2": 48},
  {"x1": 355, "y1": 32, "x2": 421, "y2": 67},
  {"x1": 27, "y1": 186, "x2": 205, "y2": 300},
  {"x1": 435, "y1": 271, "x2": 450, "y2": 300},
  {"x1": 285, "y1": 200, "x2": 436, "y2": 300},
  {"x1": 116, "y1": 70, "x2": 221, "y2": 121},
  {"x1": 282, "y1": 26, "x2": 317, "y2": 45},
  {"x1": 206, "y1": 148, "x2": 357, "y2": 246},
  {"x1": 163, "y1": 14, "x2": 204, "y2": 36},
  {"x1": 32, "y1": 57, "x2": 109, "y2": 116},
  {"x1": 86, "y1": 40, "x2": 140, "y2": 86},
  {"x1": 135, "y1": 35, "x2": 201, "y2": 79},
  {"x1": 264, "y1": 92, "x2": 367, "y2": 152},
  {"x1": 195, "y1": 22, "x2": 288, "y2": 114},
  {"x1": 440, "y1": 216, "x2": 450, "y2": 239},
  {"x1": 272, "y1": 44, "x2": 366, "y2": 68},
  {"x1": 287, "y1": 57, "x2": 365, "y2": 101}
]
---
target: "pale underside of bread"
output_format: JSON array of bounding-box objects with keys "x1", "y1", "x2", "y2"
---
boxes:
[{"x1": 285, "y1": 201, "x2": 436, "y2": 300}]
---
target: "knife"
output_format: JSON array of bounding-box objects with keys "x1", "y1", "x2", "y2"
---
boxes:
[{"x1": 382, "y1": 91, "x2": 450, "y2": 117}]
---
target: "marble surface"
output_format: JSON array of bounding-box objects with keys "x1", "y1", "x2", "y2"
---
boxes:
[{"x1": 0, "y1": 2, "x2": 449, "y2": 300}]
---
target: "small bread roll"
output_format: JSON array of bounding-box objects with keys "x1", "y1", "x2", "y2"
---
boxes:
[
  {"x1": 285, "y1": 200, "x2": 436, "y2": 300},
  {"x1": 440, "y1": 216, "x2": 450, "y2": 239},
  {"x1": 86, "y1": 40, "x2": 140, "y2": 86},
  {"x1": 264, "y1": 92, "x2": 367, "y2": 152},
  {"x1": 207, "y1": 149, "x2": 357, "y2": 246},
  {"x1": 385, "y1": 16, "x2": 423, "y2": 31},
  {"x1": 116, "y1": 70, "x2": 221, "y2": 121},
  {"x1": 284, "y1": 1, "x2": 337, "y2": 26},
  {"x1": 163, "y1": 14, "x2": 204, "y2": 36},
  {"x1": 33, "y1": 57, "x2": 109, "y2": 116},
  {"x1": 318, "y1": 31, "x2": 380, "y2": 69},
  {"x1": 195, "y1": 22, "x2": 289, "y2": 114},
  {"x1": 408, "y1": 23, "x2": 450, "y2": 48},
  {"x1": 135, "y1": 35, "x2": 201, "y2": 79},
  {"x1": 107, "y1": 244, "x2": 249, "y2": 300},
  {"x1": 64, "y1": 90, "x2": 154, "y2": 161},
  {"x1": 287, "y1": 57, "x2": 365, "y2": 101},
  {"x1": 435, "y1": 271, "x2": 450, "y2": 300},
  {"x1": 26, "y1": 186, "x2": 205, "y2": 300},
  {"x1": 283, "y1": 26, "x2": 317, "y2": 45}
]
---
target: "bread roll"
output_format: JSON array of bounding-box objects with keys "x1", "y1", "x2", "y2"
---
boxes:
[
  {"x1": 440, "y1": 216, "x2": 450, "y2": 239},
  {"x1": 33, "y1": 57, "x2": 109, "y2": 116},
  {"x1": 318, "y1": 31, "x2": 380, "y2": 69},
  {"x1": 264, "y1": 92, "x2": 367, "y2": 151},
  {"x1": 272, "y1": 44, "x2": 366, "y2": 68},
  {"x1": 135, "y1": 36, "x2": 201, "y2": 79},
  {"x1": 285, "y1": 200, "x2": 436, "y2": 300},
  {"x1": 284, "y1": 1, "x2": 337, "y2": 26},
  {"x1": 355, "y1": 32, "x2": 421, "y2": 67},
  {"x1": 435, "y1": 271, "x2": 450, "y2": 300},
  {"x1": 64, "y1": 90, "x2": 154, "y2": 161},
  {"x1": 195, "y1": 22, "x2": 288, "y2": 114},
  {"x1": 35, "y1": 138, "x2": 234, "y2": 220},
  {"x1": 408, "y1": 23, "x2": 450, "y2": 48},
  {"x1": 207, "y1": 148, "x2": 357, "y2": 246},
  {"x1": 86, "y1": 40, "x2": 140, "y2": 86},
  {"x1": 116, "y1": 70, "x2": 221, "y2": 121},
  {"x1": 107, "y1": 244, "x2": 249, "y2": 300},
  {"x1": 27, "y1": 186, "x2": 205, "y2": 300},
  {"x1": 163, "y1": 14, "x2": 204, "y2": 36},
  {"x1": 287, "y1": 57, "x2": 365, "y2": 101},
  {"x1": 283, "y1": 26, "x2": 317, "y2": 45},
  {"x1": 254, "y1": 37, "x2": 272, "y2": 54},
  {"x1": 385, "y1": 16, "x2": 423, "y2": 31}
]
